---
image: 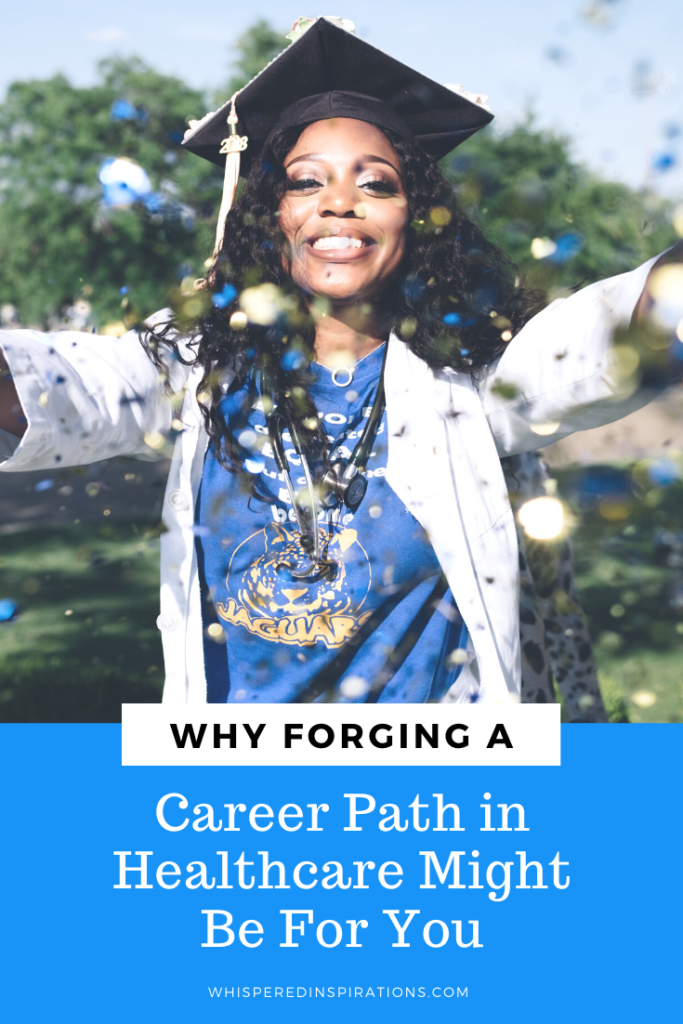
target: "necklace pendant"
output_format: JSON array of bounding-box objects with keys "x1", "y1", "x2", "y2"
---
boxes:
[{"x1": 331, "y1": 366, "x2": 354, "y2": 388}]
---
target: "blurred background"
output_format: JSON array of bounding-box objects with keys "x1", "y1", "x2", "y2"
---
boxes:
[{"x1": 0, "y1": 2, "x2": 682, "y2": 721}]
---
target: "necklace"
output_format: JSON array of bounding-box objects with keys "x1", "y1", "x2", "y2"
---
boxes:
[{"x1": 322, "y1": 342, "x2": 387, "y2": 389}]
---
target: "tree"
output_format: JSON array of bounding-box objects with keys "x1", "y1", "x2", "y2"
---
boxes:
[
  {"x1": 444, "y1": 120, "x2": 677, "y2": 294},
  {"x1": 221, "y1": 19, "x2": 288, "y2": 101},
  {"x1": 0, "y1": 58, "x2": 222, "y2": 328}
]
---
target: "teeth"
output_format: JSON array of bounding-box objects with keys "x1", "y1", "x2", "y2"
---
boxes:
[{"x1": 312, "y1": 236, "x2": 364, "y2": 250}]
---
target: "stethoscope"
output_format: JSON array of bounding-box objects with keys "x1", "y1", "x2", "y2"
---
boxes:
[{"x1": 262, "y1": 343, "x2": 388, "y2": 579}]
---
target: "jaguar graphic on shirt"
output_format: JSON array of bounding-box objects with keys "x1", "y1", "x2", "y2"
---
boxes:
[{"x1": 215, "y1": 522, "x2": 373, "y2": 648}]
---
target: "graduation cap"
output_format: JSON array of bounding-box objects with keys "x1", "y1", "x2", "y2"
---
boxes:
[{"x1": 182, "y1": 16, "x2": 493, "y2": 251}]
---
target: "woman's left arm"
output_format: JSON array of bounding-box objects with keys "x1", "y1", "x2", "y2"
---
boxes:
[{"x1": 480, "y1": 245, "x2": 683, "y2": 457}]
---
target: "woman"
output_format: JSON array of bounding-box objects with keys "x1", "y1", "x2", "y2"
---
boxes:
[{"x1": 0, "y1": 17, "x2": 679, "y2": 705}]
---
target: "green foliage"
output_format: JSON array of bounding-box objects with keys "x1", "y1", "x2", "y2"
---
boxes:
[
  {"x1": 0, "y1": 58, "x2": 222, "y2": 327},
  {"x1": 444, "y1": 121, "x2": 678, "y2": 295},
  {"x1": 222, "y1": 19, "x2": 288, "y2": 100}
]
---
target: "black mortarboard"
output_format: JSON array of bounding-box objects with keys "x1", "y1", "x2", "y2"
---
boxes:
[
  {"x1": 183, "y1": 16, "x2": 493, "y2": 251},
  {"x1": 183, "y1": 16, "x2": 493, "y2": 173}
]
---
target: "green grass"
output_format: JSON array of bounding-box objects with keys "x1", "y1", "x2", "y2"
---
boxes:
[
  {"x1": 1, "y1": 464, "x2": 682, "y2": 722},
  {"x1": 0, "y1": 522, "x2": 163, "y2": 721},
  {"x1": 556, "y1": 465, "x2": 683, "y2": 724}
]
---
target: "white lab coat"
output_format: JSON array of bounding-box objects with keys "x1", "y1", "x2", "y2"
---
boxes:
[{"x1": 0, "y1": 254, "x2": 659, "y2": 703}]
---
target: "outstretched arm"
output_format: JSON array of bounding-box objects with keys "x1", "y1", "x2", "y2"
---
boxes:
[
  {"x1": 0, "y1": 318, "x2": 193, "y2": 472},
  {"x1": 480, "y1": 247, "x2": 683, "y2": 457}
]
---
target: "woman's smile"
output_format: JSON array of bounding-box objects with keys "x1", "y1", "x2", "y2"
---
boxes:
[{"x1": 307, "y1": 230, "x2": 374, "y2": 258}]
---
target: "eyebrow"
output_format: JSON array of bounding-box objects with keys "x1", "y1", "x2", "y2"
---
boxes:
[{"x1": 285, "y1": 153, "x2": 401, "y2": 175}]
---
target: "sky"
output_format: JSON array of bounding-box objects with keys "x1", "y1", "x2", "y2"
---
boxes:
[{"x1": 2, "y1": 0, "x2": 682, "y2": 198}]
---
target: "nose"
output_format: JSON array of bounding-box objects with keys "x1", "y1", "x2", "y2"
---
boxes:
[{"x1": 316, "y1": 175, "x2": 359, "y2": 219}]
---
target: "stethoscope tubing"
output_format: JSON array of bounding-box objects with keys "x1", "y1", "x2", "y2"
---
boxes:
[{"x1": 262, "y1": 344, "x2": 387, "y2": 575}]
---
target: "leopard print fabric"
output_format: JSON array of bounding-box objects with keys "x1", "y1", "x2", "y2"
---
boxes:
[{"x1": 503, "y1": 452, "x2": 608, "y2": 723}]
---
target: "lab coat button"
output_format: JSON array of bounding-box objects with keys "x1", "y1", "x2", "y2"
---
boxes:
[
  {"x1": 168, "y1": 489, "x2": 190, "y2": 511},
  {"x1": 156, "y1": 613, "x2": 176, "y2": 631}
]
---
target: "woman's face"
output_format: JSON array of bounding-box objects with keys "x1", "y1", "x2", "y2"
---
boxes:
[{"x1": 278, "y1": 118, "x2": 408, "y2": 305}]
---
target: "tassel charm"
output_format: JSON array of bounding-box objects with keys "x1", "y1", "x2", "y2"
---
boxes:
[{"x1": 214, "y1": 95, "x2": 248, "y2": 255}]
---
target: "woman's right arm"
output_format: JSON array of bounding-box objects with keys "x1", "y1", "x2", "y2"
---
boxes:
[{"x1": 0, "y1": 318, "x2": 193, "y2": 472}]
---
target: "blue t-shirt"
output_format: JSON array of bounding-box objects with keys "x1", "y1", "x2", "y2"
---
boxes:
[{"x1": 196, "y1": 344, "x2": 468, "y2": 703}]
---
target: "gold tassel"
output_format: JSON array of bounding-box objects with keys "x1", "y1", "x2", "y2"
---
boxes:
[{"x1": 214, "y1": 95, "x2": 248, "y2": 255}]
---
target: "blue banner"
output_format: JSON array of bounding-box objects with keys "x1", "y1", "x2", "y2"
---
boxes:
[{"x1": 1, "y1": 724, "x2": 679, "y2": 1022}]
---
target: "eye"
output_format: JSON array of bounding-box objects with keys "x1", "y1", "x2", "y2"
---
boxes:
[
  {"x1": 286, "y1": 177, "x2": 323, "y2": 193},
  {"x1": 359, "y1": 178, "x2": 399, "y2": 197}
]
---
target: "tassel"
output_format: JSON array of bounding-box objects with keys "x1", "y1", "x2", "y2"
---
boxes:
[{"x1": 214, "y1": 95, "x2": 248, "y2": 255}]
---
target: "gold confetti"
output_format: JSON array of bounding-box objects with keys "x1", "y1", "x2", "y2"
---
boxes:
[
  {"x1": 430, "y1": 206, "x2": 452, "y2": 226},
  {"x1": 631, "y1": 691, "x2": 657, "y2": 708},
  {"x1": 518, "y1": 496, "x2": 565, "y2": 539},
  {"x1": 229, "y1": 311, "x2": 248, "y2": 330},
  {"x1": 101, "y1": 322, "x2": 127, "y2": 337},
  {"x1": 672, "y1": 204, "x2": 683, "y2": 237},
  {"x1": 530, "y1": 237, "x2": 557, "y2": 259},
  {"x1": 144, "y1": 431, "x2": 165, "y2": 450},
  {"x1": 530, "y1": 421, "x2": 560, "y2": 436}
]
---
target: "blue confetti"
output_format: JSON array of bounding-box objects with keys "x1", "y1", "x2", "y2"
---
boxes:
[
  {"x1": 281, "y1": 349, "x2": 306, "y2": 371},
  {"x1": 0, "y1": 599, "x2": 18, "y2": 622},
  {"x1": 110, "y1": 99, "x2": 148, "y2": 124},
  {"x1": 167, "y1": 130, "x2": 184, "y2": 145},
  {"x1": 212, "y1": 284, "x2": 238, "y2": 309},
  {"x1": 99, "y1": 157, "x2": 152, "y2": 208},
  {"x1": 669, "y1": 337, "x2": 683, "y2": 363},
  {"x1": 647, "y1": 459, "x2": 680, "y2": 486},
  {"x1": 34, "y1": 479, "x2": 55, "y2": 492},
  {"x1": 219, "y1": 393, "x2": 242, "y2": 424},
  {"x1": 443, "y1": 312, "x2": 461, "y2": 325},
  {"x1": 110, "y1": 98, "x2": 138, "y2": 121},
  {"x1": 143, "y1": 192, "x2": 165, "y2": 213},
  {"x1": 401, "y1": 276, "x2": 425, "y2": 301},
  {"x1": 652, "y1": 152, "x2": 676, "y2": 173},
  {"x1": 546, "y1": 233, "x2": 584, "y2": 263},
  {"x1": 120, "y1": 286, "x2": 129, "y2": 295}
]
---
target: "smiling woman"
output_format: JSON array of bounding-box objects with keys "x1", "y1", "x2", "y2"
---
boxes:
[{"x1": 0, "y1": 16, "x2": 681, "y2": 708}]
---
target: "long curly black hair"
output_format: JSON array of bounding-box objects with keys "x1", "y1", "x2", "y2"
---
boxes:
[{"x1": 146, "y1": 124, "x2": 541, "y2": 471}]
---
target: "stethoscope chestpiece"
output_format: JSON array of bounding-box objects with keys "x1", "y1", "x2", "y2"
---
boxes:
[
  {"x1": 344, "y1": 472, "x2": 367, "y2": 511},
  {"x1": 319, "y1": 460, "x2": 368, "y2": 512}
]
